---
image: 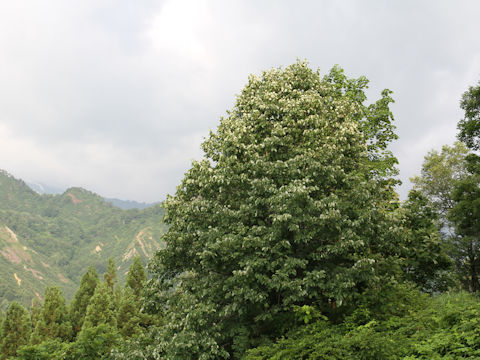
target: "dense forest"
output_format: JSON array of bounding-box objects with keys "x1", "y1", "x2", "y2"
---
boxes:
[{"x1": 1, "y1": 62, "x2": 480, "y2": 359}]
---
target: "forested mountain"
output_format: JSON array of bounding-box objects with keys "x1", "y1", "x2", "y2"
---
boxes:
[{"x1": 0, "y1": 169, "x2": 166, "y2": 309}]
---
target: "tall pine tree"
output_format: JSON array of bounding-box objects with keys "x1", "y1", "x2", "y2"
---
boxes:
[
  {"x1": 104, "y1": 258, "x2": 117, "y2": 292},
  {"x1": 31, "y1": 287, "x2": 72, "y2": 344},
  {"x1": 0, "y1": 302, "x2": 31, "y2": 359},
  {"x1": 81, "y1": 281, "x2": 117, "y2": 330},
  {"x1": 126, "y1": 256, "x2": 146, "y2": 301},
  {"x1": 69, "y1": 266, "x2": 99, "y2": 336},
  {"x1": 71, "y1": 282, "x2": 119, "y2": 360}
]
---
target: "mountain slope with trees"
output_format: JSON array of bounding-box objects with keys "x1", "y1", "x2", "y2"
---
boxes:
[{"x1": 0, "y1": 170, "x2": 166, "y2": 309}]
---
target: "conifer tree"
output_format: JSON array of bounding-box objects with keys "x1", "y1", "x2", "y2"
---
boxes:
[
  {"x1": 104, "y1": 258, "x2": 117, "y2": 291},
  {"x1": 126, "y1": 256, "x2": 146, "y2": 301},
  {"x1": 116, "y1": 258, "x2": 154, "y2": 339},
  {"x1": 30, "y1": 298, "x2": 42, "y2": 331},
  {"x1": 82, "y1": 281, "x2": 117, "y2": 330},
  {"x1": 71, "y1": 282, "x2": 119, "y2": 359},
  {"x1": 69, "y1": 265, "x2": 99, "y2": 336},
  {"x1": 31, "y1": 287, "x2": 72, "y2": 344},
  {"x1": 116, "y1": 287, "x2": 142, "y2": 338},
  {"x1": 67, "y1": 324, "x2": 120, "y2": 360},
  {"x1": 0, "y1": 302, "x2": 31, "y2": 359}
]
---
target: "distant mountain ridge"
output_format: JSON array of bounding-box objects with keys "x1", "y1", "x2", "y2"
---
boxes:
[
  {"x1": 27, "y1": 181, "x2": 158, "y2": 210},
  {"x1": 0, "y1": 169, "x2": 166, "y2": 309},
  {"x1": 104, "y1": 198, "x2": 160, "y2": 210}
]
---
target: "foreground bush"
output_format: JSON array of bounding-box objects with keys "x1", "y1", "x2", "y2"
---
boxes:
[{"x1": 245, "y1": 289, "x2": 480, "y2": 359}]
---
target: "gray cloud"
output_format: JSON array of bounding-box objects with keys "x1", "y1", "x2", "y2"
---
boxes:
[{"x1": 0, "y1": 0, "x2": 479, "y2": 201}]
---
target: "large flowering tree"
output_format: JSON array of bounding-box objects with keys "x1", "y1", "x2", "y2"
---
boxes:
[{"x1": 146, "y1": 61, "x2": 402, "y2": 359}]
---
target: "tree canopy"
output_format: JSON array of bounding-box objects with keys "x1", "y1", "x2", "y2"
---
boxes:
[
  {"x1": 410, "y1": 141, "x2": 469, "y2": 225},
  {"x1": 145, "y1": 61, "x2": 405, "y2": 359},
  {"x1": 0, "y1": 302, "x2": 31, "y2": 359},
  {"x1": 458, "y1": 81, "x2": 480, "y2": 151}
]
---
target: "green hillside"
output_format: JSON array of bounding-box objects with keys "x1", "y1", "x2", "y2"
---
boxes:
[{"x1": 0, "y1": 169, "x2": 166, "y2": 309}]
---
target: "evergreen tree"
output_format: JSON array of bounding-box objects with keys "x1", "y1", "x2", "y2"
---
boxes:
[
  {"x1": 72, "y1": 282, "x2": 119, "y2": 360},
  {"x1": 126, "y1": 256, "x2": 146, "y2": 301},
  {"x1": 116, "y1": 287, "x2": 142, "y2": 338},
  {"x1": 69, "y1": 266, "x2": 99, "y2": 336},
  {"x1": 82, "y1": 281, "x2": 117, "y2": 330},
  {"x1": 116, "y1": 258, "x2": 154, "y2": 339},
  {"x1": 0, "y1": 302, "x2": 31, "y2": 359},
  {"x1": 104, "y1": 258, "x2": 117, "y2": 292},
  {"x1": 145, "y1": 62, "x2": 403, "y2": 358},
  {"x1": 17, "y1": 339, "x2": 66, "y2": 360},
  {"x1": 66, "y1": 324, "x2": 120, "y2": 360},
  {"x1": 31, "y1": 287, "x2": 72, "y2": 344},
  {"x1": 30, "y1": 298, "x2": 42, "y2": 331}
]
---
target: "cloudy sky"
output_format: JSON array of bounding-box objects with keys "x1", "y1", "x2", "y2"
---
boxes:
[{"x1": 0, "y1": 0, "x2": 479, "y2": 202}]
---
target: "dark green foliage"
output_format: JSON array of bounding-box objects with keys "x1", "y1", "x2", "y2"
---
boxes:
[
  {"x1": 30, "y1": 299, "x2": 42, "y2": 331},
  {"x1": 17, "y1": 339, "x2": 66, "y2": 360},
  {"x1": 0, "y1": 302, "x2": 31, "y2": 359},
  {"x1": 116, "y1": 287, "x2": 143, "y2": 338},
  {"x1": 82, "y1": 282, "x2": 117, "y2": 330},
  {"x1": 438, "y1": 80, "x2": 480, "y2": 293},
  {"x1": 146, "y1": 62, "x2": 403, "y2": 359},
  {"x1": 245, "y1": 289, "x2": 480, "y2": 359},
  {"x1": 458, "y1": 80, "x2": 480, "y2": 150},
  {"x1": 65, "y1": 324, "x2": 121, "y2": 360},
  {"x1": 70, "y1": 280, "x2": 122, "y2": 359},
  {"x1": 410, "y1": 142, "x2": 480, "y2": 292},
  {"x1": 69, "y1": 266, "x2": 99, "y2": 336},
  {"x1": 449, "y1": 175, "x2": 480, "y2": 239},
  {"x1": 401, "y1": 190, "x2": 453, "y2": 292},
  {"x1": 31, "y1": 287, "x2": 72, "y2": 344},
  {"x1": 116, "y1": 258, "x2": 151, "y2": 338},
  {"x1": 126, "y1": 256, "x2": 146, "y2": 301},
  {"x1": 448, "y1": 174, "x2": 480, "y2": 292},
  {"x1": 0, "y1": 243, "x2": 152, "y2": 360},
  {"x1": 464, "y1": 153, "x2": 480, "y2": 178},
  {"x1": 10, "y1": 258, "x2": 150, "y2": 359},
  {"x1": 104, "y1": 258, "x2": 117, "y2": 291},
  {"x1": 245, "y1": 283, "x2": 420, "y2": 359}
]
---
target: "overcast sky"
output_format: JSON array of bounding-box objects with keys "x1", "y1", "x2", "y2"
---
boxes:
[{"x1": 0, "y1": 0, "x2": 479, "y2": 202}]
